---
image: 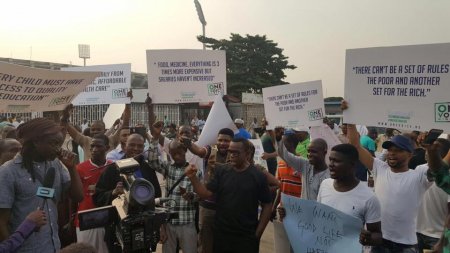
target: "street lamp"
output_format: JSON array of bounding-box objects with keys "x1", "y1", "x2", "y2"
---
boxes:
[
  {"x1": 78, "y1": 44, "x2": 90, "y2": 66},
  {"x1": 194, "y1": 0, "x2": 207, "y2": 50}
]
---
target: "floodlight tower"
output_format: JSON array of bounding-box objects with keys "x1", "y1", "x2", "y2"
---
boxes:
[
  {"x1": 78, "y1": 44, "x2": 90, "y2": 66},
  {"x1": 194, "y1": 0, "x2": 207, "y2": 50}
]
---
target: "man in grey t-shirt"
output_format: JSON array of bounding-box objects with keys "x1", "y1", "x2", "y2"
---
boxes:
[{"x1": 0, "y1": 118, "x2": 83, "y2": 253}]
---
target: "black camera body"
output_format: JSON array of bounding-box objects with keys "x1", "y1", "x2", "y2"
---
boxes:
[{"x1": 79, "y1": 158, "x2": 176, "y2": 252}]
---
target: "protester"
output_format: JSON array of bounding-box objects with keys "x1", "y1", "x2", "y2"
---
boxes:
[
  {"x1": 61, "y1": 98, "x2": 130, "y2": 161},
  {"x1": 361, "y1": 128, "x2": 378, "y2": 156},
  {"x1": 0, "y1": 138, "x2": 21, "y2": 166},
  {"x1": 416, "y1": 139, "x2": 450, "y2": 252},
  {"x1": 272, "y1": 129, "x2": 301, "y2": 253},
  {"x1": 183, "y1": 127, "x2": 234, "y2": 253},
  {"x1": 277, "y1": 135, "x2": 329, "y2": 200},
  {"x1": 105, "y1": 127, "x2": 130, "y2": 162},
  {"x1": 338, "y1": 123, "x2": 349, "y2": 144},
  {"x1": 75, "y1": 134, "x2": 111, "y2": 252},
  {"x1": 317, "y1": 144, "x2": 382, "y2": 247},
  {"x1": 234, "y1": 118, "x2": 251, "y2": 139},
  {"x1": 186, "y1": 138, "x2": 272, "y2": 253},
  {"x1": 150, "y1": 140, "x2": 198, "y2": 253},
  {"x1": 293, "y1": 127, "x2": 310, "y2": 158},
  {"x1": 347, "y1": 119, "x2": 432, "y2": 252},
  {"x1": 260, "y1": 119, "x2": 279, "y2": 176},
  {"x1": 93, "y1": 133, "x2": 162, "y2": 253},
  {"x1": 0, "y1": 209, "x2": 47, "y2": 253},
  {"x1": 403, "y1": 132, "x2": 427, "y2": 170},
  {"x1": 0, "y1": 118, "x2": 83, "y2": 253}
]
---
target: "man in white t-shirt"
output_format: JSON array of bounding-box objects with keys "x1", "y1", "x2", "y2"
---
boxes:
[
  {"x1": 317, "y1": 143, "x2": 382, "y2": 247},
  {"x1": 347, "y1": 124, "x2": 432, "y2": 253},
  {"x1": 416, "y1": 138, "x2": 450, "y2": 252}
]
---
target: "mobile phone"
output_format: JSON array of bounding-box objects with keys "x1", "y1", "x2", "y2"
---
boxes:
[
  {"x1": 130, "y1": 127, "x2": 147, "y2": 138},
  {"x1": 423, "y1": 129, "x2": 444, "y2": 144}
]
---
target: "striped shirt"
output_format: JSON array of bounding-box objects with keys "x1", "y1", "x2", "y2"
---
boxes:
[{"x1": 277, "y1": 159, "x2": 302, "y2": 197}]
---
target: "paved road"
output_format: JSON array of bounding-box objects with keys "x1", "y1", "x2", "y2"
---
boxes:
[{"x1": 154, "y1": 222, "x2": 275, "y2": 252}]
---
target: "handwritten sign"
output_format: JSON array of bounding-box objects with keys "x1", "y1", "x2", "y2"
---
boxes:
[
  {"x1": 281, "y1": 194, "x2": 362, "y2": 253},
  {"x1": 263, "y1": 81, "x2": 325, "y2": 130},
  {"x1": 345, "y1": 43, "x2": 450, "y2": 132},
  {"x1": 0, "y1": 62, "x2": 100, "y2": 113},
  {"x1": 146, "y1": 49, "x2": 226, "y2": 103}
]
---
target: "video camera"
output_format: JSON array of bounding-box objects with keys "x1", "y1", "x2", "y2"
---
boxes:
[{"x1": 78, "y1": 158, "x2": 176, "y2": 253}]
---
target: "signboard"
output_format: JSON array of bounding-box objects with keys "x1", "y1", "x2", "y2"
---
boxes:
[
  {"x1": 281, "y1": 194, "x2": 363, "y2": 253},
  {"x1": 146, "y1": 49, "x2": 226, "y2": 103},
  {"x1": 345, "y1": 43, "x2": 450, "y2": 132},
  {"x1": 262, "y1": 81, "x2": 325, "y2": 130},
  {"x1": 0, "y1": 62, "x2": 100, "y2": 113},
  {"x1": 62, "y1": 63, "x2": 131, "y2": 105}
]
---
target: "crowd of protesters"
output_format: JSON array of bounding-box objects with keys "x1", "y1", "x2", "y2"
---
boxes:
[{"x1": 1, "y1": 98, "x2": 450, "y2": 253}]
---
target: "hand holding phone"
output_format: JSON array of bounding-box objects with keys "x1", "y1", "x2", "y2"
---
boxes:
[{"x1": 423, "y1": 129, "x2": 443, "y2": 145}]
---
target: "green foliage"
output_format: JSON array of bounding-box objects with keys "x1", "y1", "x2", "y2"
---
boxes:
[{"x1": 198, "y1": 33, "x2": 296, "y2": 99}]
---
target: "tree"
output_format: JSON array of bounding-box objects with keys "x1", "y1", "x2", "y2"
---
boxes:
[{"x1": 198, "y1": 34, "x2": 297, "y2": 99}]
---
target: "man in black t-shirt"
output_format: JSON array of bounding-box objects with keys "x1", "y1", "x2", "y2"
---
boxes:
[{"x1": 186, "y1": 138, "x2": 272, "y2": 253}]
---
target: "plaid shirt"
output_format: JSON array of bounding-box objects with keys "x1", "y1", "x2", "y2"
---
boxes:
[{"x1": 148, "y1": 155, "x2": 198, "y2": 225}]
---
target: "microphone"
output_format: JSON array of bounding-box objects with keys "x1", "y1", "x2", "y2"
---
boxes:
[{"x1": 36, "y1": 167, "x2": 56, "y2": 209}]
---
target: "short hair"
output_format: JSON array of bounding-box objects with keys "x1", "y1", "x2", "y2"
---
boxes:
[
  {"x1": 92, "y1": 134, "x2": 109, "y2": 146},
  {"x1": 436, "y1": 138, "x2": 450, "y2": 158},
  {"x1": 331, "y1": 144, "x2": 359, "y2": 163},
  {"x1": 218, "y1": 128, "x2": 234, "y2": 138},
  {"x1": 311, "y1": 138, "x2": 328, "y2": 151},
  {"x1": 60, "y1": 242, "x2": 97, "y2": 253},
  {"x1": 91, "y1": 120, "x2": 106, "y2": 128},
  {"x1": 169, "y1": 139, "x2": 187, "y2": 153},
  {"x1": 231, "y1": 137, "x2": 252, "y2": 153}
]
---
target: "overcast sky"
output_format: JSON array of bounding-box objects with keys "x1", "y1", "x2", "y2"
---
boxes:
[{"x1": 1, "y1": 0, "x2": 449, "y2": 97}]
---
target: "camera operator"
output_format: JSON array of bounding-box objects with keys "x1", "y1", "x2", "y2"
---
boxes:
[{"x1": 93, "y1": 133, "x2": 162, "y2": 253}]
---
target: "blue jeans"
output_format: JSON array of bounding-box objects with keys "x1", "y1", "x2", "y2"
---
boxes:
[
  {"x1": 371, "y1": 239, "x2": 419, "y2": 253},
  {"x1": 417, "y1": 233, "x2": 439, "y2": 253}
]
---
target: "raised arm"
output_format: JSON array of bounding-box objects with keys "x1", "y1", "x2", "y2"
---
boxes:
[
  {"x1": 347, "y1": 124, "x2": 374, "y2": 171},
  {"x1": 182, "y1": 137, "x2": 207, "y2": 158},
  {"x1": 277, "y1": 137, "x2": 309, "y2": 173},
  {"x1": 60, "y1": 104, "x2": 86, "y2": 144},
  {"x1": 145, "y1": 94, "x2": 165, "y2": 147},
  {"x1": 185, "y1": 165, "x2": 213, "y2": 199}
]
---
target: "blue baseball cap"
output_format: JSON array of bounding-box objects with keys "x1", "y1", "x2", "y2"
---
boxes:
[
  {"x1": 382, "y1": 135, "x2": 414, "y2": 153},
  {"x1": 284, "y1": 128, "x2": 295, "y2": 136}
]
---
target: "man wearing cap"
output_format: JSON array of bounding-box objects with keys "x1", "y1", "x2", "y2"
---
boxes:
[
  {"x1": 234, "y1": 119, "x2": 251, "y2": 140},
  {"x1": 347, "y1": 124, "x2": 432, "y2": 252},
  {"x1": 293, "y1": 126, "x2": 310, "y2": 158}
]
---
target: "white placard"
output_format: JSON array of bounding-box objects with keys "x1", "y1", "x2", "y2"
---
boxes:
[
  {"x1": 345, "y1": 43, "x2": 450, "y2": 132},
  {"x1": 103, "y1": 104, "x2": 126, "y2": 129},
  {"x1": 146, "y1": 49, "x2": 226, "y2": 103},
  {"x1": 197, "y1": 95, "x2": 238, "y2": 147},
  {"x1": 249, "y1": 139, "x2": 268, "y2": 169},
  {"x1": 62, "y1": 63, "x2": 131, "y2": 105},
  {"x1": 0, "y1": 62, "x2": 100, "y2": 113},
  {"x1": 262, "y1": 81, "x2": 325, "y2": 130}
]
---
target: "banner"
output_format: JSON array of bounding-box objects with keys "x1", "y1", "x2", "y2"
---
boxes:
[
  {"x1": 263, "y1": 81, "x2": 325, "y2": 130},
  {"x1": 249, "y1": 139, "x2": 268, "y2": 168},
  {"x1": 62, "y1": 63, "x2": 131, "y2": 105},
  {"x1": 281, "y1": 194, "x2": 363, "y2": 253},
  {"x1": 0, "y1": 62, "x2": 100, "y2": 113},
  {"x1": 146, "y1": 49, "x2": 226, "y2": 103},
  {"x1": 345, "y1": 43, "x2": 450, "y2": 132}
]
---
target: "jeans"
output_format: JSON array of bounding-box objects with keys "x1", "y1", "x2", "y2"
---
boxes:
[
  {"x1": 417, "y1": 233, "x2": 439, "y2": 253},
  {"x1": 371, "y1": 239, "x2": 419, "y2": 253}
]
